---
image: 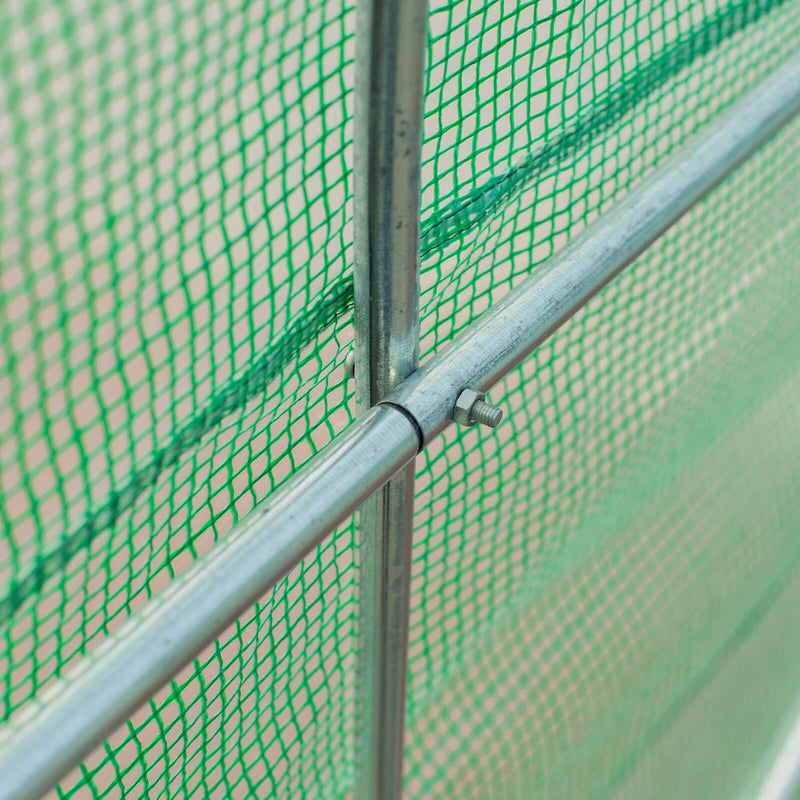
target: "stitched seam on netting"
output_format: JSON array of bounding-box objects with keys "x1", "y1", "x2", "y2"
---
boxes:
[
  {"x1": 0, "y1": 278, "x2": 353, "y2": 623},
  {"x1": 418, "y1": 0, "x2": 790, "y2": 259}
]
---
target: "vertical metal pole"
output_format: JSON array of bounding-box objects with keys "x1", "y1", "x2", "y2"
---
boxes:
[{"x1": 353, "y1": 0, "x2": 427, "y2": 797}]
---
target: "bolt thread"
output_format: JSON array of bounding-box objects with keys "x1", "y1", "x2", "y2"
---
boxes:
[{"x1": 471, "y1": 400, "x2": 502, "y2": 428}]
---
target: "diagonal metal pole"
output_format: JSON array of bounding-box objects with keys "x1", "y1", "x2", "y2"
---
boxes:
[{"x1": 352, "y1": 0, "x2": 427, "y2": 797}]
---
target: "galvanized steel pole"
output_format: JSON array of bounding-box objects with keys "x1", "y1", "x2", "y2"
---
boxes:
[{"x1": 352, "y1": 0, "x2": 427, "y2": 797}]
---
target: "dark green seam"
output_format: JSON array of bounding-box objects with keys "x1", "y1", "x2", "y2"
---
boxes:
[
  {"x1": 0, "y1": 277, "x2": 353, "y2": 623},
  {"x1": 419, "y1": 0, "x2": 790, "y2": 258}
]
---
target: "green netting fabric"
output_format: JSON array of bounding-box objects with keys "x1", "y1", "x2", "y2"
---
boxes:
[
  {"x1": 405, "y1": 113, "x2": 800, "y2": 800},
  {"x1": 0, "y1": 0, "x2": 357, "y2": 720},
  {"x1": 2, "y1": 0, "x2": 800, "y2": 797}
]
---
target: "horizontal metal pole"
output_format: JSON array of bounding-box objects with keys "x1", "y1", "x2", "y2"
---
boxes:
[
  {"x1": 1, "y1": 49, "x2": 800, "y2": 800},
  {"x1": 387, "y1": 50, "x2": 800, "y2": 445},
  {"x1": 0, "y1": 404, "x2": 419, "y2": 800}
]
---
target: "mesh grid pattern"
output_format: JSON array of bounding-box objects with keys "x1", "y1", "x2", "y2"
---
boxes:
[
  {"x1": 405, "y1": 113, "x2": 800, "y2": 798},
  {"x1": 57, "y1": 522, "x2": 359, "y2": 800},
  {"x1": 1, "y1": 0, "x2": 356, "y2": 720},
  {"x1": 1, "y1": 0, "x2": 800, "y2": 797}
]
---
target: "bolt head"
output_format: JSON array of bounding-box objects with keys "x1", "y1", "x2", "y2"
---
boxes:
[{"x1": 454, "y1": 388, "x2": 485, "y2": 426}]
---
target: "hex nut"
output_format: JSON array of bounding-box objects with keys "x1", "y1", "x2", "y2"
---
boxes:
[{"x1": 453, "y1": 388, "x2": 485, "y2": 427}]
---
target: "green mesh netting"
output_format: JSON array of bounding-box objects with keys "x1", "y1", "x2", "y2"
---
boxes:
[{"x1": 2, "y1": 0, "x2": 800, "y2": 797}]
